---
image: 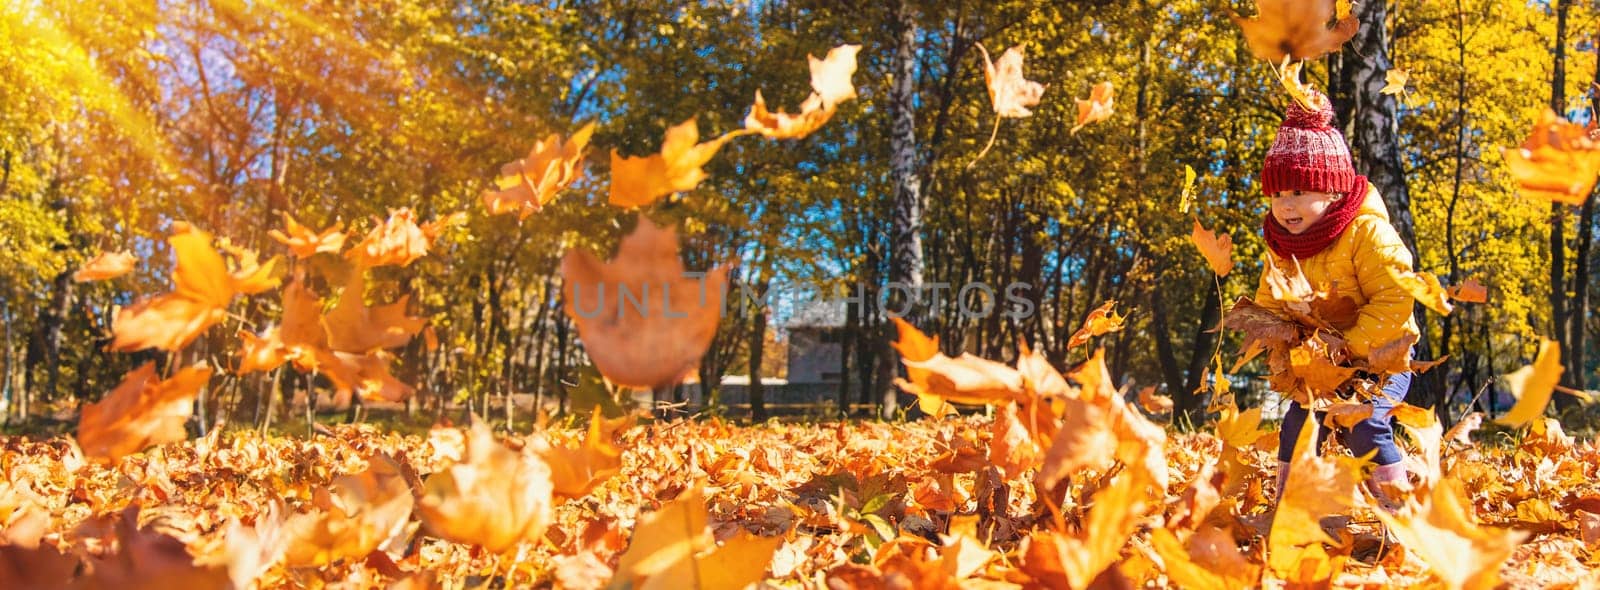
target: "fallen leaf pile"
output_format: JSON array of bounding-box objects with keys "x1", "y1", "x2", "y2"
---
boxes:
[{"x1": 1, "y1": 393, "x2": 1597, "y2": 588}]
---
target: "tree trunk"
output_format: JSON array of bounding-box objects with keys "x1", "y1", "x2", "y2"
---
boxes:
[
  {"x1": 1563, "y1": 25, "x2": 1598, "y2": 399},
  {"x1": 1549, "y1": 0, "x2": 1579, "y2": 410},
  {"x1": 1332, "y1": 0, "x2": 1444, "y2": 411},
  {"x1": 883, "y1": 0, "x2": 922, "y2": 419}
]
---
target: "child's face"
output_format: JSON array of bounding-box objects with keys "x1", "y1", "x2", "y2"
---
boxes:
[{"x1": 1270, "y1": 190, "x2": 1342, "y2": 234}]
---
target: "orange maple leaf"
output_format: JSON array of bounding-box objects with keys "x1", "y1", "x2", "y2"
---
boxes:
[
  {"x1": 890, "y1": 317, "x2": 957, "y2": 417},
  {"x1": 76, "y1": 363, "x2": 213, "y2": 463},
  {"x1": 268, "y1": 212, "x2": 346, "y2": 258},
  {"x1": 1497, "y1": 338, "x2": 1561, "y2": 427},
  {"x1": 560, "y1": 217, "x2": 730, "y2": 389},
  {"x1": 324, "y1": 275, "x2": 425, "y2": 354},
  {"x1": 1070, "y1": 81, "x2": 1114, "y2": 134},
  {"x1": 111, "y1": 225, "x2": 280, "y2": 352},
  {"x1": 1020, "y1": 467, "x2": 1149, "y2": 590},
  {"x1": 1067, "y1": 300, "x2": 1124, "y2": 348},
  {"x1": 1376, "y1": 478, "x2": 1527, "y2": 590},
  {"x1": 73, "y1": 250, "x2": 136, "y2": 282},
  {"x1": 282, "y1": 454, "x2": 415, "y2": 567},
  {"x1": 1190, "y1": 220, "x2": 1234, "y2": 277},
  {"x1": 1446, "y1": 277, "x2": 1488, "y2": 303},
  {"x1": 346, "y1": 208, "x2": 446, "y2": 268},
  {"x1": 485, "y1": 123, "x2": 594, "y2": 219},
  {"x1": 1502, "y1": 109, "x2": 1600, "y2": 205},
  {"x1": 1389, "y1": 268, "x2": 1454, "y2": 315},
  {"x1": 535, "y1": 411, "x2": 633, "y2": 499},
  {"x1": 612, "y1": 486, "x2": 782, "y2": 590},
  {"x1": 1231, "y1": 0, "x2": 1359, "y2": 61},
  {"x1": 609, "y1": 119, "x2": 738, "y2": 208}
]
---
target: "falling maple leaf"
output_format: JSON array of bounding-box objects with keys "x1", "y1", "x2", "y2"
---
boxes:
[
  {"x1": 1274, "y1": 57, "x2": 1321, "y2": 110},
  {"x1": 1389, "y1": 268, "x2": 1454, "y2": 315},
  {"x1": 1446, "y1": 278, "x2": 1488, "y2": 303},
  {"x1": 744, "y1": 91, "x2": 835, "y2": 140},
  {"x1": 897, "y1": 351, "x2": 1025, "y2": 406},
  {"x1": 890, "y1": 318, "x2": 957, "y2": 417},
  {"x1": 1190, "y1": 220, "x2": 1234, "y2": 277},
  {"x1": 346, "y1": 208, "x2": 443, "y2": 268},
  {"x1": 418, "y1": 420, "x2": 554, "y2": 554},
  {"x1": 1390, "y1": 402, "x2": 1444, "y2": 491},
  {"x1": 1070, "y1": 81, "x2": 1113, "y2": 134},
  {"x1": 1066, "y1": 300, "x2": 1124, "y2": 349},
  {"x1": 1376, "y1": 478, "x2": 1527, "y2": 590},
  {"x1": 808, "y1": 44, "x2": 860, "y2": 108},
  {"x1": 1268, "y1": 418, "x2": 1364, "y2": 578},
  {"x1": 484, "y1": 123, "x2": 594, "y2": 219},
  {"x1": 111, "y1": 225, "x2": 281, "y2": 352},
  {"x1": 1380, "y1": 68, "x2": 1410, "y2": 96},
  {"x1": 1232, "y1": 0, "x2": 1359, "y2": 61},
  {"x1": 73, "y1": 250, "x2": 137, "y2": 282},
  {"x1": 977, "y1": 43, "x2": 1046, "y2": 118},
  {"x1": 745, "y1": 44, "x2": 859, "y2": 141},
  {"x1": 1502, "y1": 109, "x2": 1600, "y2": 205},
  {"x1": 609, "y1": 119, "x2": 738, "y2": 208},
  {"x1": 1136, "y1": 386, "x2": 1173, "y2": 415},
  {"x1": 268, "y1": 212, "x2": 346, "y2": 258},
  {"x1": 560, "y1": 217, "x2": 729, "y2": 389},
  {"x1": 612, "y1": 486, "x2": 782, "y2": 590},
  {"x1": 1497, "y1": 338, "x2": 1562, "y2": 427},
  {"x1": 76, "y1": 362, "x2": 213, "y2": 463},
  {"x1": 324, "y1": 274, "x2": 426, "y2": 354}
]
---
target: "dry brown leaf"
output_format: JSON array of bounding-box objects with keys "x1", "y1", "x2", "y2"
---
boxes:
[
  {"x1": 988, "y1": 403, "x2": 1041, "y2": 481},
  {"x1": 1366, "y1": 333, "x2": 1419, "y2": 374},
  {"x1": 1067, "y1": 300, "x2": 1125, "y2": 349},
  {"x1": 324, "y1": 274, "x2": 425, "y2": 354},
  {"x1": 1390, "y1": 403, "x2": 1444, "y2": 491},
  {"x1": 1190, "y1": 220, "x2": 1234, "y2": 277},
  {"x1": 977, "y1": 43, "x2": 1045, "y2": 118},
  {"x1": 1498, "y1": 338, "x2": 1562, "y2": 427},
  {"x1": 609, "y1": 119, "x2": 737, "y2": 208},
  {"x1": 74, "y1": 506, "x2": 231, "y2": 589},
  {"x1": 77, "y1": 363, "x2": 212, "y2": 463},
  {"x1": 1502, "y1": 109, "x2": 1600, "y2": 205},
  {"x1": 1231, "y1": 0, "x2": 1359, "y2": 61},
  {"x1": 1287, "y1": 336, "x2": 1356, "y2": 401},
  {"x1": 418, "y1": 421, "x2": 554, "y2": 554},
  {"x1": 484, "y1": 123, "x2": 593, "y2": 219},
  {"x1": 1323, "y1": 402, "x2": 1373, "y2": 429},
  {"x1": 268, "y1": 212, "x2": 346, "y2": 258},
  {"x1": 1070, "y1": 81, "x2": 1114, "y2": 134},
  {"x1": 560, "y1": 217, "x2": 729, "y2": 389},
  {"x1": 74, "y1": 250, "x2": 137, "y2": 282},
  {"x1": 898, "y1": 353, "x2": 1025, "y2": 406}
]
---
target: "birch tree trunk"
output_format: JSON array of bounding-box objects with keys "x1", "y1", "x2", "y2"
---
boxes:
[{"x1": 882, "y1": 0, "x2": 923, "y2": 419}]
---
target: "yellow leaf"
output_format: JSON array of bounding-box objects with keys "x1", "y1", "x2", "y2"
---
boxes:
[
  {"x1": 1388, "y1": 268, "x2": 1454, "y2": 315},
  {"x1": 1380, "y1": 68, "x2": 1409, "y2": 96},
  {"x1": 484, "y1": 123, "x2": 593, "y2": 219},
  {"x1": 1178, "y1": 165, "x2": 1198, "y2": 213},
  {"x1": 1268, "y1": 417, "x2": 1363, "y2": 577},
  {"x1": 613, "y1": 486, "x2": 781, "y2": 590},
  {"x1": 1497, "y1": 339, "x2": 1562, "y2": 427},
  {"x1": 1376, "y1": 479, "x2": 1527, "y2": 590},
  {"x1": 609, "y1": 119, "x2": 737, "y2": 208},
  {"x1": 418, "y1": 421, "x2": 553, "y2": 554},
  {"x1": 808, "y1": 44, "x2": 860, "y2": 108},
  {"x1": 1067, "y1": 300, "x2": 1125, "y2": 349}
]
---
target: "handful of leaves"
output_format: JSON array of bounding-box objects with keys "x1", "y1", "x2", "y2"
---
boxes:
[{"x1": 1222, "y1": 257, "x2": 1434, "y2": 412}]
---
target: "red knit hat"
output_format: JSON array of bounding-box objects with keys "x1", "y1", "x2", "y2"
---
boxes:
[{"x1": 1261, "y1": 90, "x2": 1356, "y2": 196}]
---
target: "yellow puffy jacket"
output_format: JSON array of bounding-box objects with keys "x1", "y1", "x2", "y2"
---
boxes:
[{"x1": 1254, "y1": 182, "x2": 1420, "y2": 359}]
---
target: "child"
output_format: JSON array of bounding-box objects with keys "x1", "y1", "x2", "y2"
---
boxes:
[{"x1": 1253, "y1": 89, "x2": 1419, "y2": 512}]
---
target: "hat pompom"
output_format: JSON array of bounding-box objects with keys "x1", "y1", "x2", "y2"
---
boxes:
[{"x1": 1283, "y1": 90, "x2": 1334, "y2": 129}]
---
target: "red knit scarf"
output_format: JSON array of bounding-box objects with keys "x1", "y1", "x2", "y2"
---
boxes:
[{"x1": 1263, "y1": 175, "x2": 1368, "y2": 260}]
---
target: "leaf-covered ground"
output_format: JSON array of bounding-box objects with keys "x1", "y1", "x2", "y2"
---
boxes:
[{"x1": 2, "y1": 413, "x2": 1598, "y2": 589}]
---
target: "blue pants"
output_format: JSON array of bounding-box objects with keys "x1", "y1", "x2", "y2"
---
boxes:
[{"x1": 1277, "y1": 371, "x2": 1411, "y2": 466}]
